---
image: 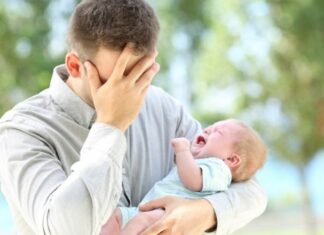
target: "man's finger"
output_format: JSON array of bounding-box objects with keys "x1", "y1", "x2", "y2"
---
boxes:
[
  {"x1": 127, "y1": 50, "x2": 158, "y2": 84},
  {"x1": 84, "y1": 61, "x2": 101, "y2": 95},
  {"x1": 136, "y1": 62, "x2": 160, "y2": 93},
  {"x1": 158, "y1": 230, "x2": 173, "y2": 235},
  {"x1": 139, "y1": 197, "x2": 167, "y2": 212},
  {"x1": 140, "y1": 217, "x2": 169, "y2": 235},
  {"x1": 110, "y1": 43, "x2": 134, "y2": 81}
]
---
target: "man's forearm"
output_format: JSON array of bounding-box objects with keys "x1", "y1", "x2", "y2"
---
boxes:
[
  {"x1": 1, "y1": 123, "x2": 126, "y2": 235},
  {"x1": 47, "y1": 123, "x2": 127, "y2": 235},
  {"x1": 205, "y1": 177, "x2": 267, "y2": 235},
  {"x1": 196, "y1": 198, "x2": 218, "y2": 232}
]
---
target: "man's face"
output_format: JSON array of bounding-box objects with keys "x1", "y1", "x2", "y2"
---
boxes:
[
  {"x1": 78, "y1": 46, "x2": 148, "y2": 106},
  {"x1": 88, "y1": 47, "x2": 146, "y2": 83}
]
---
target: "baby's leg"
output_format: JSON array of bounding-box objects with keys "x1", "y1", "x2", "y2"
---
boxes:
[
  {"x1": 120, "y1": 209, "x2": 164, "y2": 235},
  {"x1": 100, "y1": 208, "x2": 122, "y2": 235}
]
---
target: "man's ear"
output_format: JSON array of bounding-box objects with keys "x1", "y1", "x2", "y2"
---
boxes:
[
  {"x1": 226, "y1": 153, "x2": 241, "y2": 168},
  {"x1": 65, "y1": 52, "x2": 82, "y2": 78}
]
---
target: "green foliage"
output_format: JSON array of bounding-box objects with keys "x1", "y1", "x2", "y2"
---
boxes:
[
  {"x1": 191, "y1": 0, "x2": 324, "y2": 167},
  {"x1": 0, "y1": 0, "x2": 63, "y2": 115},
  {"x1": 191, "y1": 1, "x2": 271, "y2": 122},
  {"x1": 266, "y1": 0, "x2": 324, "y2": 165},
  {"x1": 150, "y1": 0, "x2": 209, "y2": 91},
  {"x1": 0, "y1": 0, "x2": 322, "y2": 167}
]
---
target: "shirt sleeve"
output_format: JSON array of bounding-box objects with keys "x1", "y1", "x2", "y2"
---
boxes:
[
  {"x1": 198, "y1": 158, "x2": 231, "y2": 192},
  {"x1": 0, "y1": 122, "x2": 126, "y2": 235},
  {"x1": 204, "y1": 177, "x2": 268, "y2": 235}
]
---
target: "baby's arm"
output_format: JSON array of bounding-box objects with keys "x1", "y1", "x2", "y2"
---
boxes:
[{"x1": 171, "y1": 138, "x2": 203, "y2": 191}]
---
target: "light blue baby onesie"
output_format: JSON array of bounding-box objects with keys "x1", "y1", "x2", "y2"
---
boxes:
[{"x1": 119, "y1": 157, "x2": 232, "y2": 227}]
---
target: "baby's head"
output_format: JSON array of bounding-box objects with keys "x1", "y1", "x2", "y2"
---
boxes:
[{"x1": 191, "y1": 119, "x2": 267, "y2": 181}]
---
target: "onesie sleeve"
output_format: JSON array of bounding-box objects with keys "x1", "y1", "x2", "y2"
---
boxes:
[{"x1": 198, "y1": 158, "x2": 232, "y2": 192}]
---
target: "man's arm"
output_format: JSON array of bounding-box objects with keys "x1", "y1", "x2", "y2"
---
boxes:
[
  {"x1": 171, "y1": 138, "x2": 202, "y2": 192},
  {"x1": 205, "y1": 177, "x2": 267, "y2": 234},
  {"x1": 0, "y1": 46, "x2": 160, "y2": 235},
  {"x1": 0, "y1": 123, "x2": 126, "y2": 235}
]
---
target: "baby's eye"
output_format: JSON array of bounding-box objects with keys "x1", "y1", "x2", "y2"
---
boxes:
[{"x1": 213, "y1": 128, "x2": 222, "y2": 134}]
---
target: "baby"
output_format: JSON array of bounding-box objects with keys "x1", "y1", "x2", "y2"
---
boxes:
[{"x1": 101, "y1": 119, "x2": 267, "y2": 235}]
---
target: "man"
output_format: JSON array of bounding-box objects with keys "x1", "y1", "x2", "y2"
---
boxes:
[{"x1": 0, "y1": 0, "x2": 267, "y2": 235}]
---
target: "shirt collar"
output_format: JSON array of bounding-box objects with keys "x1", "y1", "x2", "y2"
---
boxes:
[{"x1": 49, "y1": 64, "x2": 96, "y2": 129}]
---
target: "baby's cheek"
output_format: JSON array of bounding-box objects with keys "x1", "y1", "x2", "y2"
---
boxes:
[{"x1": 191, "y1": 146, "x2": 200, "y2": 156}]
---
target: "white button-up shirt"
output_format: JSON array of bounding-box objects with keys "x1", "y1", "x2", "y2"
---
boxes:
[{"x1": 0, "y1": 65, "x2": 267, "y2": 235}]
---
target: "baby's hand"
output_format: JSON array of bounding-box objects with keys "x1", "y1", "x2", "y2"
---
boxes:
[{"x1": 171, "y1": 138, "x2": 191, "y2": 153}]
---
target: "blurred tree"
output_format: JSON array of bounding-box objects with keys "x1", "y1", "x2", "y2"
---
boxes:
[
  {"x1": 0, "y1": 0, "x2": 208, "y2": 114},
  {"x1": 0, "y1": 0, "x2": 62, "y2": 115},
  {"x1": 192, "y1": 1, "x2": 324, "y2": 234},
  {"x1": 265, "y1": 1, "x2": 324, "y2": 234},
  {"x1": 192, "y1": 1, "x2": 276, "y2": 123},
  {"x1": 147, "y1": 0, "x2": 210, "y2": 103}
]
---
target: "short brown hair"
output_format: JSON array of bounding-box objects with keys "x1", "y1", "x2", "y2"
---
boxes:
[
  {"x1": 230, "y1": 119, "x2": 268, "y2": 181},
  {"x1": 68, "y1": 0, "x2": 160, "y2": 60}
]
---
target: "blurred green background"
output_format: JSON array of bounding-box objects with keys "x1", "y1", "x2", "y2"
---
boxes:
[{"x1": 0, "y1": 0, "x2": 323, "y2": 234}]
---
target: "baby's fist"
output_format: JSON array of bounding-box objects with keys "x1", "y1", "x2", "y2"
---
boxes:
[{"x1": 171, "y1": 137, "x2": 191, "y2": 153}]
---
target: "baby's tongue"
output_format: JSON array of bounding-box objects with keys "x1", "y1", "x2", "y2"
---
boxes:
[{"x1": 197, "y1": 136, "x2": 205, "y2": 145}]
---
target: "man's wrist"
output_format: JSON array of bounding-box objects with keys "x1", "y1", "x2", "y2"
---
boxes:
[
  {"x1": 95, "y1": 118, "x2": 127, "y2": 132},
  {"x1": 197, "y1": 198, "x2": 217, "y2": 232}
]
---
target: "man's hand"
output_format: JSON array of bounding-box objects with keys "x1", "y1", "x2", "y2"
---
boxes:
[
  {"x1": 139, "y1": 196, "x2": 217, "y2": 235},
  {"x1": 100, "y1": 209, "x2": 122, "y2": 235},
  {"x1": 85, "y1": 44, "x2": 160, "y2": 131},
  {"x1": 171, "y1": 138, "x2": 191, "y2": 154}
]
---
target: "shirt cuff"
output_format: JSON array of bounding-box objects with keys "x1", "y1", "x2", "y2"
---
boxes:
[
  {"x1": 205, "y1": 193, "x2": 233, "y2": 235},
  {"x1": 81, "y1": 122, "x2": 127, "y2": 166}
]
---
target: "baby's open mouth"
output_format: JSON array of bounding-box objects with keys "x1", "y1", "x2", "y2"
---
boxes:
[{"x1": 197, "y1": 136, "x2": 206, "y2": 145}]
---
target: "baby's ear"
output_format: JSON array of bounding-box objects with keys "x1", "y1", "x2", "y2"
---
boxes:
[{"x1": 226, "y1": 153, "x2": 241, "y2": 168}]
